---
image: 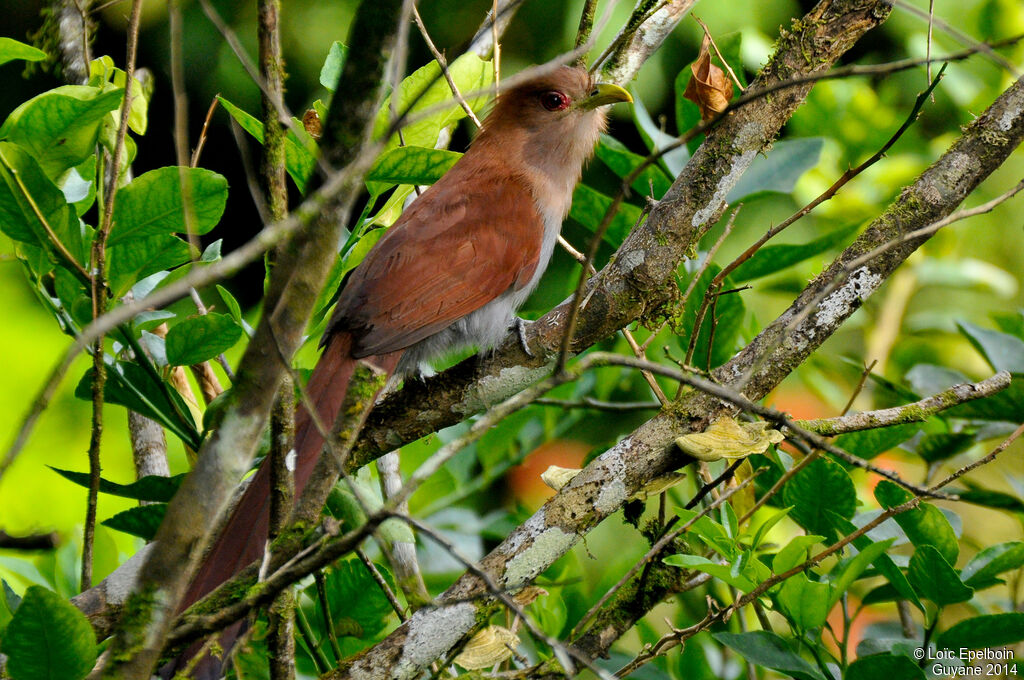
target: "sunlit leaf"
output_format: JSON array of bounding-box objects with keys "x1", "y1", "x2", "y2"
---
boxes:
[
  {"x1": 108, "y1": 166, "x2": 228, "y2": 245},
  {"x1": 1, "y1": 586, "x2": 97, "y2": 680},
  {"x1": 782, "y1": 458, "x2": 855, "y2": 542},
  {"x1": 907, "y1": 545, "x2": 973, "y2": 606},
  {"x1": 875, "y1": 480, "x2": 958, "y2": 565},
  {"x1": 319, "y1": 41, "x2": 348, "y2": 91},
  {"x1": 0, "y1": 85, "x2": 123, "y2": 179},
  {"x1": 165, "y1": 313, "x2": 243, "y2": 366},
  {"x1": 0, "y1": 38, "x2": 46, "y2": 66}
]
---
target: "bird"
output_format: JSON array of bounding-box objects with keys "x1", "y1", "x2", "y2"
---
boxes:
[{"x1": 168, "y1": 65, "x2": 631, "y2": 676}]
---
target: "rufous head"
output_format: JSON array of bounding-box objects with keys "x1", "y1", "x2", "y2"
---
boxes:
[
  {"x1": 487, "y1": 66, "x2": 632, "y2": 129},
  {"x1": 473, "y1": 66, "x2": 632, "y2": 209}
]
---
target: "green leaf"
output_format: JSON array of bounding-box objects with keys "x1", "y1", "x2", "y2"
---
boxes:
[
  {"x1": 309, "y1": 559, "x2": 396, "y2": 641},
  {"x1": 49, "y1": 467, "x2": 184, "y2": 503},
  {"x1": 0, "y1": 142, "x2": 86, "y2": 266},
  {"x1": 948, "y1": 377, "x2": 1024, "y2": 422},
  {"x1": 960, "y1": 542, "x2": 1024, "y2": 588},
  {"x1": 993, "y1": 310, "x2": 1024, "y2": 341},
  {"x1": 107, "y1": 233, "x2": 191, "y2": 297},
  {"x1": 216, "y1": 284, "x2": 244, "y2": 327},
  {"x1": 311, "y1": 227, "x2": 386, "y2": 329},
  {"x1": 936, "y1": 613, "x2": 1024, "y2": 650},
  {"x1": 673, "y1": 68, "x2": 702, "y2": 153},
  {"x1": 832, "y1": 513, "x2": 924, "y2": 612},
  {"x1": 663, "y1": 554, "x2": 755, "y2": 592},
  {"x1": 875, "y1": 480, "x2": 958, "y2": 564},
  {"x1": 712, "y1": 631, "x2": 827, "y2": 680},
  {"x1": 675, "y1": 507, "x2": 736, "y2": 558},
  {"x1": 714, "y1": 32, "x2": 747, "y2": 88},
  {"x1": 827, "y1": 539, "x2": 895, "y2": 608},
  {"x1": 372, "y1": 53, "x2": 492, "y2": 152},
  {"x1": 0, "y1": 579, "x2": 17, "y2": 631},
  {"x1": 749, "y1": 507, "x2": 791, "y2": 551},
  {"x1": 846, "y1": 654, "x2": 924, "y2": 680},
  {"x1": 772, "y1": 535, "x2": 825, "y2": 573},
  {"x1": 631, "y1": 90, "x2": 688, "y2": 176},
  {"x1": 958, "y1": 320, "x2": 1024, "y2": 373},
  {"x1": 0, "y1": 38, "x2": 47, "y2": 66},
  {"x1": 364, "y1": 146, "x2": 460, "y2": 196},
  {"x1": 782, "y1": 458, "x2": 856, "y2": 542},
  {"x1": 320, "y1": 41, "x2": 348, "y2": 90},
  {"x1": 731, "y1": 222, "x2": 860, "y2": 283},
  {"x1": 911, "y1": 432, "x2": 975, "y2": 464},
  {"x1": 776, "y1": 574, "x2": 831, "y2": 630},
  {"x1": 0, "y1": 85, "x2": 123, "y2": 179},
  {"x1": 907, "y1": 545, "x2": 973, "y2": 606},
  {"x1": 727, "y1": 138, "x2": 824, "y2": 202},
  {"x1": 88, "y1": 56, "x2": 149, "y2": 135},
  {"x1": 101, "y1": 504, "x2": 166, "y2": 541},
  {"x1": 916, "y1": 257, "x2": 1018, "y2": 297},
  {"x1": 569, "y1": 184, "x2": 643, "y2": 246},
  {"x1": 75, "y1": 361, "x2": 201, "y2": 449},
  {"x1": 165, "y1": 313, "x2": 243, "y2": 366},
  {"x1": 1, "y1": 586, "x2": 97, "y2": 680},
  {"x1": 675, "y1": 263, "x2": 747, "y2": 369},
  {"x1": 64, "y1": 157, "x2": 96, "y2": 216},
  {"x1": 108, "y1": 167, "x2": 227, "y2": 245},
  {"x1": 954, "y1": 480, "x2": 1024, "y2": 513},
  {"x1": 595, "y1": 134, "x2": 673, "y2": 198},
  {"x1": 218, "y1": 96, "x2": 317, "y2": 192}
]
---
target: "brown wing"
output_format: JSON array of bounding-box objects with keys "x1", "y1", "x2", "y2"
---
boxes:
[{"x1": 328, "y1": 167, "x2": 544, "y2": 357}]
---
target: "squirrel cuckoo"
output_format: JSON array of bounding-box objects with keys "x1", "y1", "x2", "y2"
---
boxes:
[{"x1": 170, "y1": 66, "x2": 630, "y2": 677}]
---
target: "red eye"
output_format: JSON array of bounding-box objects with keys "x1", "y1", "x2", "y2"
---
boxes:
[{"x1": 540, "y1": 91, "x2": 569, "y2": 111}]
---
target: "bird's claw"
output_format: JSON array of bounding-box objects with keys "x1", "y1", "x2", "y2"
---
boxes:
[{"x1": 514, "y1": 317, "x2": 534, "y2": 358}]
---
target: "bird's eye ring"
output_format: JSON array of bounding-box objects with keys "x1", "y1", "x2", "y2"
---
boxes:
[{"x1": 540, "y1": 91, "x2": 570, "y2": 111}]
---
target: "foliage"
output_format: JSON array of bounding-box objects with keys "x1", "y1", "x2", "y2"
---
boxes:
[{"x1": 1, "y1": 0, "x2": 1023, "y2": 678}]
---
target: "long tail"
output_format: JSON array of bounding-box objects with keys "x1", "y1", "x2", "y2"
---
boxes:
[{"x1": 164, "y1": 332, "x2": 401, "y2": 677}]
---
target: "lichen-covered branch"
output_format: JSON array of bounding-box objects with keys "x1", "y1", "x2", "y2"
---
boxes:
[{"x1": 797, "y1": 372, "x2": 1011, "y2": 436}]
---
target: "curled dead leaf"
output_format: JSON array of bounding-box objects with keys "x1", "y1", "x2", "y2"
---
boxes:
[
  {"x1": 453, "y1": 625, "x2": 520, "y2": 670},
  {"x1": 675, "y1": 417, "x2": 784, "y2": 462},
  {"x1": 683, "y1": 35, "x2": 734, "y2": 122},
  {"x1": 302, "y1": 108, "x2": 322, "y2": 140},
  {"x1": 541, "y1": 465, "x2": 581, "y2": 491}
]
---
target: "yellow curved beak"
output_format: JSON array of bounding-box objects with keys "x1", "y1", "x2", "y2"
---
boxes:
[{"x1": 580, "y1": 83, "x2": 632, "y2": 110}]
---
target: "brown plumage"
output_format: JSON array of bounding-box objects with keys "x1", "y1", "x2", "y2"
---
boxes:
[{"x1": 170, "y1": 65, "x2": 630, "y2": 677}]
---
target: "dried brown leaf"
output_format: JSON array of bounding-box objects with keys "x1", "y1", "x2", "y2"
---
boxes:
[{"x1": 683, "y1": 35, "x2": 734, "y2": 122}]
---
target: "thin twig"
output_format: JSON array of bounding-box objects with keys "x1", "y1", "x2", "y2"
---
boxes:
[
  {"x1": 534, "y1": 397, "x2": 661, "y2": 411},
  {"x1": 314, "y1": 570, "x2": 343, "y2": 664},
  {"x1": 190, "y1": 97, "x2": 220, "y2": 168},
  {"x1": 412, "y1": 7, "x2": 482, "y2": 128},
  {"x1": 929, "y1": 421, "x2": 1024, "y2": 492},
  {"x1": 356, "y1": 548, "x2": 407, "y2": 622},
  {"x1": 82, "y1": 0, "x2": 144, "y2": 594},
  {"x1": 840, "y1": 360, "x2": 877, "y2": 417}
]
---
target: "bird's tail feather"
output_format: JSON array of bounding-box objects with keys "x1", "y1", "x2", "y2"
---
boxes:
[{"x1": 164, "y1": 332, "x2": 398, "y2": 677}]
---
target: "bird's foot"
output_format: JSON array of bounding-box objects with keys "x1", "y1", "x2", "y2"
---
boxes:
[{"x1": 513, "y1": 317, "x2": 534, "y2": 358}]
